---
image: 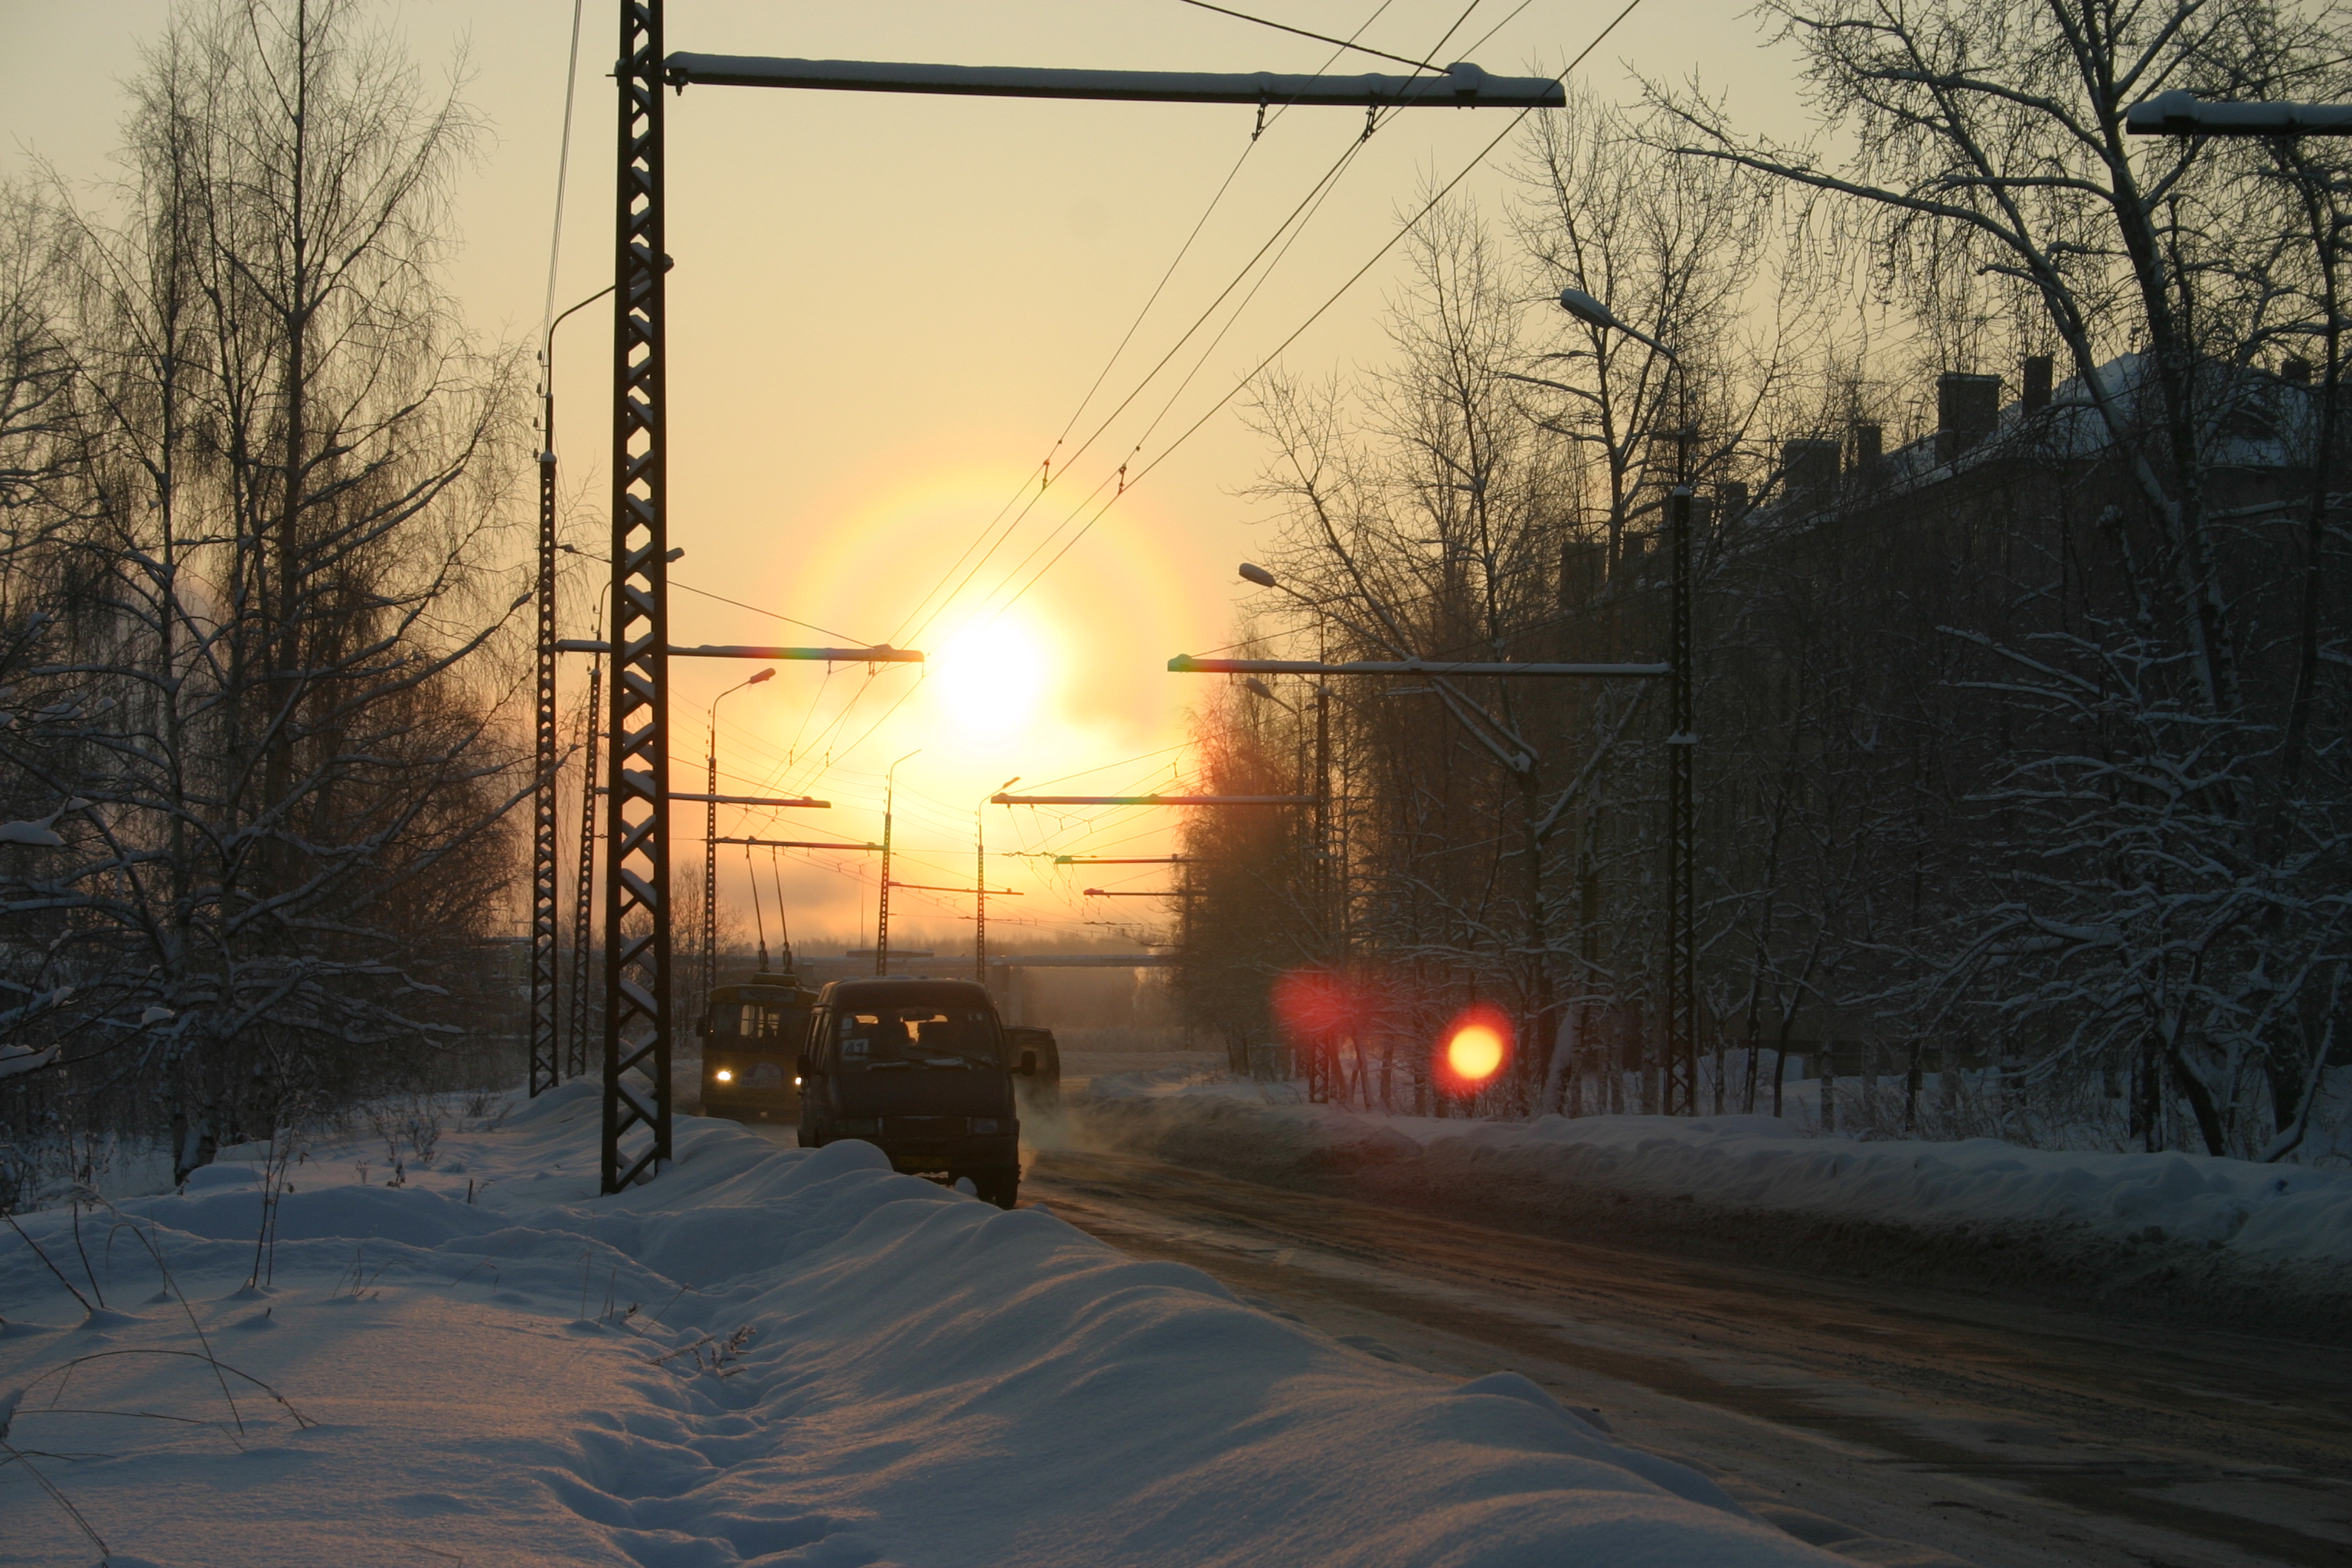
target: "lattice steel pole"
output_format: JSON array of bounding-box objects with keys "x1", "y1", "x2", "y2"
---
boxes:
[
  {"x1": 704, "y1": 733, "x2": 718, "y2": 1001},
  {"x1": 1665, "y1": 485, "x2": 1697, "y2": 1116},
  {"x1": 529, "y1": 394, "x2": 562, "y2": 1096},
  {"x1": 567, "y1": 652, "x2": 600, "y2": 1081},
  {"x1": 603, "y1": 0, "x2": 673, "y2": 1192}
]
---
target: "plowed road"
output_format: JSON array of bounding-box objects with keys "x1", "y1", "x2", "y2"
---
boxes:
[{"x1": 1016, "y1": 1147, "x2": 2352, "y2": 1568}]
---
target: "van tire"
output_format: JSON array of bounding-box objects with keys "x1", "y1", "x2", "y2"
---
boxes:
[{"x1": 969, "y1": 1171, "x2": 1018, "y2": 1210}]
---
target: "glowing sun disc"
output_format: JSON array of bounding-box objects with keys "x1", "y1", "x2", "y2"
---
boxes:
[{"x1": 1446, "y1": 1024, "x2": 1505, "y2": 1082}]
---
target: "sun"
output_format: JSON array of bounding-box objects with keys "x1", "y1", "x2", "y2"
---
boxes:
[{"x1": 930, "y1": 613, "x2": 1052, "y2": 736}]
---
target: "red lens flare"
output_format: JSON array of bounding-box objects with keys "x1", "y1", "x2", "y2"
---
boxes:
[
  {"x1": 1435, "y1": 1004, "x2": 1512, "y2": 1095},
  {"x1": 1272, "y1": 970, "x2": 1361, "y2": 1040}
]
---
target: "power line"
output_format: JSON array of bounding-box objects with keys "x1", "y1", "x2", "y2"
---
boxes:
[
  {"x1": 918, "y1": 1, "x2": 1505, "y2": 657},
  {"x1": 871, "y1": 2, "x2": 1430, "y2": 684},
  {"x1": 1174, "y1": 0, "x2": 1438, "y2": 70},
  {"x1": 755, "y1": 2, "x2": 1553, "y2": 800},
  {"x1": 956, "y1": 0, "x2": 1649, "y2": 638}
]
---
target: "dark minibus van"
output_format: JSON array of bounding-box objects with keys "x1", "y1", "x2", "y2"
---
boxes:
[
  {"x1": 697, "y1": 970, "x2": 818, "y2": 1123},
  {"x1": 796, "y1": 977, "x2": 1034, "y2": 1207}
]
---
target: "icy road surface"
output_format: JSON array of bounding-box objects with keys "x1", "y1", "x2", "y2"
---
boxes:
[{"x1": 998, "y1": 1144, "x2": 2352, "y2": 1568}]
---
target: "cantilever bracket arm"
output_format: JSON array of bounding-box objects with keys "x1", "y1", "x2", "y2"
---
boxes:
[
  {"x1": 596, "y1": 789, "x2": 831, "y2": 808},
  {"x1": 1168, "y1": 654, "x2": 1668, "y2": 678},
  {"x1": 662, "y1": 54, "x2": 1564, "y2": 109},
  {"x1": 994, "y1": 793, "x2": 1314, "y2": 806},
  {"x1": 556, "y1": 640, "x2": 921, "y2": 663},
  {"x1": 2126, "y1": 90, "x2": 2352, "y2": 136}
]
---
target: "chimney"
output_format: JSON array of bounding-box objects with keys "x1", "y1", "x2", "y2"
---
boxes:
[
  {"x1": 2282, "y1": 357, "x2": 2313, "y2": 385},
  {"x1": 1936, "y1": 372, "x2": 2002, "y2": 462},
  {"x1": 1848, "y1": 422, "x2": 1882, "y2": 467},
  {"x1": 1782, "y1": 439, "x2": 1841, "y2": 500},
  {"x1": 2023, "y1": 355, "x2": 2053, "y2": 413}
]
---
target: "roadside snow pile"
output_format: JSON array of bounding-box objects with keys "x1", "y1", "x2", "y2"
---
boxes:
[
  {"x1": 1429, "y1": 1114, "x2": 2352, "y2": 1265},
  {"x1": 1074, "y1": 1073, "x2": 2352, "y2": 1267},
  {"x1": 2, "y1": 1083, "x2": 1834, "y2": 1567}
]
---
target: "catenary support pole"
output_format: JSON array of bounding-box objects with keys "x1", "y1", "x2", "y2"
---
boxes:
[
  {"x1": 1314, "y1": 683, "x2": 1331, "y2": 954},
  {"x1": 603, "y1": 0, "x2": 673, "y2": 1194},
  {"x1": 876, "y1": 750, "x2": 918, "y2": 976},
  {"x1": 567, "y1": 642, "x2": 601, "y2": 1081},
  {"x1": 704, "y1": 742, "x2": 718, "y2": 1004},
  {"x1": 529, "y1": 394, "x2": 561, "y2": 1096},
  {"x1": 1666, "y1": 486, "x2": 1697, "y2": 1116}
]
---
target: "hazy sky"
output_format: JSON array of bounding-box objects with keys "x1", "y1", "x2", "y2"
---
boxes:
[{"x1": 2, "y1": 1, "x2": 1808, "y2": 953}]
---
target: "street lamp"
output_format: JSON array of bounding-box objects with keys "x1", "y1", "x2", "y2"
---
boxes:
[
  {"x1": 1552, "y1": 286, "x2": 1699, "y2": 1116},
  {"x1": 977, "y1": 776, "x2": 1018, "y2": 984},
  {"x1": 704, "y1": 668, "x2": 775, "y2": 998},
  {"x1": 875, "y1": 749, "x2": 920, "y2": 975},
  {"x1": 526, "y1": 280, "x2": 623, "y2": 1098},
  {"x1": 1556, "y1": 286, "x2": 1677, "y2": 362},
  {"x1": 530, "y1": 272, "x2": 674, "y2": 1095}
]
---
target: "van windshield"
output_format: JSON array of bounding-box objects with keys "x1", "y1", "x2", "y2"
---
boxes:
[{"x1": 835, "y1": 1007, "x2": 1001, "y2": 1071}]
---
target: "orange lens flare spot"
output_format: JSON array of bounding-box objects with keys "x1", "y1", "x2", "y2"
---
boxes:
[
  {"x1": 1446, "y1": 1025, "x2": 1506, "y2": 1082},
  {"x1": 1432, "y1": 1004, "x2": 1513, "y2": 1096}
]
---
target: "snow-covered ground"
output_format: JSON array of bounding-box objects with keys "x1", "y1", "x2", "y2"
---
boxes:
[
  {"x1": 1076, "y1": 1070, "x2": 2352, "y2": 1267},
  {"x1": 2, "y1": 1083, "x2": 1839, "y2": 1566}
]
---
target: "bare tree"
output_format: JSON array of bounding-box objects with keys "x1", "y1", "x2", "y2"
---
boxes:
[
  {"x1": 0, "y1": 0, "x2": 529, "y2": 1181},
  {"x1": 1646, "y1": 0, "x2": 2352, "y2": 1156}
]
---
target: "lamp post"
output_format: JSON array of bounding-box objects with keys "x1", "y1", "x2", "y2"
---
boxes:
[
  {"x1": 528, "y1": 281, "x2": 618, "y2": 1098},
  {"x1": 1241, "y1": 675, "x2": 1332, "y2": 956},
  {"x1": 978, "y1": 777, "x2": 1018, "y2": 984},
  {"x1": 875, "y1": 749, "x2": 920, "y2": 975},
  {"x1": 704, "y1": 668, "x2": 774, "y2": 1001}
]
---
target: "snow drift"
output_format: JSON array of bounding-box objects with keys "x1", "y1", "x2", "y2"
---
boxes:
[
  {"x1": 1, "y1": 1083, "x2": 1835, "y2": 1566},
  {"x1": 1077, "y1": 1070, "x2": 2352, "y2": 1266}
]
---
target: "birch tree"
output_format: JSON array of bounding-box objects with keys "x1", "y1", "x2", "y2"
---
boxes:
[{"x1": 0, "y1": 0, "x2": 529, "y2": 1181}]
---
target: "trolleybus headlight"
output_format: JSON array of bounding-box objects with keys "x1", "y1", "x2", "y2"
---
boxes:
[{"x1": 714, "y1": 1069, "x2": 733, "y2": 1083}]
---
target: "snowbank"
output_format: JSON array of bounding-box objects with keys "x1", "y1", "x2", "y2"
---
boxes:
[
  {"x1": 1080, "y1": 1071, "x2": 2352, "y2": 1266},
  {"x1": 2, "y1": 1083, "x2": 1834, "y2": 1566},
  {"x1": 1070, "y1": 1072, "x2": 2352, "y2": 1336}
]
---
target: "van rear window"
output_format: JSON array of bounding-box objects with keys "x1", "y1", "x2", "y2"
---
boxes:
[{"x1": 836, "y1": 1008, "x2": 1001, "y2": 1070}]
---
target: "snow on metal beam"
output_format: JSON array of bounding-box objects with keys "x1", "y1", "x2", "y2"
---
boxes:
[
  {"x1": 993, "y1": 793, "x2": 1313, "y2": 806},
  {"x1": 663, "y1": 54, "x2": 1564, "y2": 109},
  {"x1": 2127, "y1": 91, "x2": 2352, "y2": 136},
  {"x1": 556, "y1": 639, "x2": 920, "y2": 662},
  {"x1": 599, "y1": 789, "x2": 831, "y2": 807},
  {"x1": 710, "y1": 837, "x2": 880, "y2": 850},
  {"x1": 1168, "y1": 654, "x2": 1668, "y2": 678}
]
